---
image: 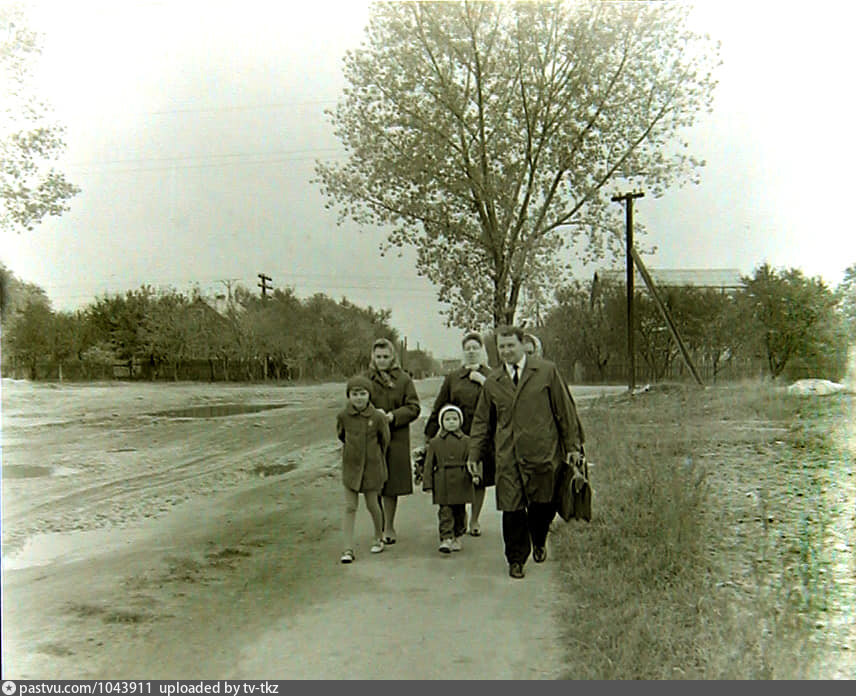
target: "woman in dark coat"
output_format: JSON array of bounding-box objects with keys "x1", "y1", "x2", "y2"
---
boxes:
[
  {"x1": 365, "y1": 337, "x2": 421, "y2": 544},
  {"x1": 424, "y1": 331, "x2": 495, "y2": 536}
]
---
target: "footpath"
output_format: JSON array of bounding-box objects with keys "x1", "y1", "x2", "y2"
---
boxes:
[
  {"x1": 4, "y1": 446, "x2": 566, "y2": 680},
  {"x1": 231, "y1": 470, "x2": 566, "y2": 679}
]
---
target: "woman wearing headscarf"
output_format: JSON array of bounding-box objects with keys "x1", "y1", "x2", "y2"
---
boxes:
[
  {"x1": 424, "y1": 331, "x2": 496, "y2": 536},
  {"x1": 365, "y1": 337, "x2": 421, "y2": 545},
  {"x1": 522, "y1": 333, "x2": 543, "y2": 357}
]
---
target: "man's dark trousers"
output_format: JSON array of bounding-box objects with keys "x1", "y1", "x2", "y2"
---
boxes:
[{"x1": 502, "y1": 502, "x2": 556, "y2": 564}]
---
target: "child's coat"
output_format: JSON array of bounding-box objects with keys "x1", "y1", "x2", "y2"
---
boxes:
[
  {"x1": 423, "y1": 430, "x2": 475, "y2": 505},
  {"x1": 336, "y1": 403, "x2": 390, "y2": 492}
]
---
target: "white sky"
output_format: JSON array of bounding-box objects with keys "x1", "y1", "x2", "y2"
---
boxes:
[{"x1": 2, "y1": 0, "x2": 855, "y2": 359}]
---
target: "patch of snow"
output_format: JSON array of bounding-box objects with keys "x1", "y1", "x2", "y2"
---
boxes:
[{"x1": 787, "y1": 379, "x2": 852, "y2": 396}]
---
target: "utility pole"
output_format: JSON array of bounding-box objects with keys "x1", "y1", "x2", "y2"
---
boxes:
[
  {"x1": 612, "y1": 190, "x2": 644, "y2": 392},
  {"x1": 611, "y1": 191, "x2": 704, "y2": 389},
  {"x1": 628, "y1": 245, "x2": 704, "y2": 387},
  {"x1": 257, "y1": 273, "x2": 272, "y2": 299}
]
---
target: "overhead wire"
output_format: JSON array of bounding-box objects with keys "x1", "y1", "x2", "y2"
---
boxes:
[
  {"x1": 64, "y1": 147, "x2": 343, "y2": 169},
  {"x1": 41, "y1": 271, "x2": 442, "y2": 309},
  {"x1": 62, "y1": 150, "x2": 346, "y2": 175}
]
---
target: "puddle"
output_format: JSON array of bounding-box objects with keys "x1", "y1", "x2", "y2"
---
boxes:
[
  {"x1": 147, "y1": 403, "x2": 290, "y2": 419},
  {"x1": 51, "y1": 465, "x2": 80, "y2": 477},
  {"x1": 3, "y1": 465, "x2": 54, "y2": 479},
  {"x1": 253, "y1": 462, "x2": 298, "y2": 478},
  {"x1": 3, "y1": 526, "x2": 147, "y2": 571},
  {"x1": 2, "y1": 464, "x2": 80, "y2": 479}
]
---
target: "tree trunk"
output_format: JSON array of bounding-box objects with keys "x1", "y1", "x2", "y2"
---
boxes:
[
  {"x1": 506, "y1": 277, "x2": 522, "y2": 325},
  {"x1": 58, "y1": 361, "x2": 63, "y2": 383},
  {"x1": 492, "y1": 273, "x2": 510, "y2": 327}
]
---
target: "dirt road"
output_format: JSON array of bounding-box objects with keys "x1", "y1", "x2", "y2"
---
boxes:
[{"x1": 2, "y1": 379, "x2": 619, "y2": 679}]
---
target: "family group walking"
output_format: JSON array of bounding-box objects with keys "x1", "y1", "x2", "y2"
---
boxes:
[{"x1": 335, "y1": 326, "x2": 586, "y2": 579}]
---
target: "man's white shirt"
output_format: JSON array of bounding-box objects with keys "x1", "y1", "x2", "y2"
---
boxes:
[{"x1": 504, "y1": 354, "x2": 527, "y2": 383}]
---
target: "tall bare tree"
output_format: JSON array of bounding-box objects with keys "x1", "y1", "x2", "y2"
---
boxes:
[{"x1": 316, "y1": 1, "x2": 719, "y2": 327}]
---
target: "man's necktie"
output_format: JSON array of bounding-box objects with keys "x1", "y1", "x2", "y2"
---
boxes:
[{"x1": 512, "y1": 365, "x2": 519, "y2": 386}]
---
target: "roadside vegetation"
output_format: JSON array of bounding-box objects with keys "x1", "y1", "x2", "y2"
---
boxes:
[
  {"x1": 0, "y1": 266, "x2": 440, "y2": 382},
  {"x1": 554, "y1": 382, "x2": 854, "y2": 679}
]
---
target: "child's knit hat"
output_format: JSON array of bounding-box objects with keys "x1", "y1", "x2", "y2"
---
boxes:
[
  {"x1": 346, "y1": 374, "x2": 373, "y2": 396},
  {"x1": 438, "y1": 404, "x2": 464, "y2": 428}
]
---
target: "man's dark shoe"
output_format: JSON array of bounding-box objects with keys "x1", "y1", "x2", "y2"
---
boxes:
[
  {"x1": 509, "y1": 562, "x2": 525, "y2": 579},
  {"x1": 533, "y1": 546, "x2": 547, "y2": 563}
]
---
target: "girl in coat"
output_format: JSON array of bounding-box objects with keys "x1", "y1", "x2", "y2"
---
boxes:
[
  {"x1": 336, "y1": 375, "x2": 391, "y2": 563},
  {"x1": 365, "y1": 337, "x2": 421, "y2": 545},
  {"x1": 424, "y1": 331, "x2": 495, "y2": 536},
  {"x1": 423, "y1": 404, "x2": 480, "y2": 553}
]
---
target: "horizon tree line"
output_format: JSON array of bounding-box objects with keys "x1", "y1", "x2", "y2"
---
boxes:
[{"x1": 2, "y1": 261, "x2": 853, "y2": 385}]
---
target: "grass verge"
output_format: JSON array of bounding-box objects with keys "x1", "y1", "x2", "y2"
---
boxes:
[{"x1": 553, "y1": 381, "x2": 854, "y2": 679}]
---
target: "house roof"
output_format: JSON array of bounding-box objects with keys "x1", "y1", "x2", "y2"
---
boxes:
[{"x1": 597, "y1": 268, "x2": 743, "y2": 289}]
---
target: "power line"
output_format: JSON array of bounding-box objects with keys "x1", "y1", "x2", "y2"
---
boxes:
[
  {"x1": 64, "y1": 147, "x2": 343, "y2": 169},
  {"x1": 146, "y1": 100, "x2": 337, "y2": 116},
  {"x1": 36, "y1": 270, "x2": 435, "y2": 290},
  {"x1": 63, "y1": 152, "x2": 346, "y2": 175},
  {"x1": 41, "y1": 280, "x2": 443, "y2": 307}
]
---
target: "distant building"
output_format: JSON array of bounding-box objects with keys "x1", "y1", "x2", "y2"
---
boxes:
[{"x1": 597, "y1": 267, "x2": 743, "y2": 294}]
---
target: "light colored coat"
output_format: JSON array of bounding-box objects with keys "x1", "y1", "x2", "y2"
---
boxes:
[
  {"x1": 468, "y1": 355, "x2": 584, "y2": 511},
  {"x1": 336, "y1": 403, "x2": 390, "y2": 493}
]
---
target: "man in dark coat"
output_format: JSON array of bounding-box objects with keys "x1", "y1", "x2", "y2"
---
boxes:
[{"x1": 468, "y1": 325, "x2": 585, "y2": 579}]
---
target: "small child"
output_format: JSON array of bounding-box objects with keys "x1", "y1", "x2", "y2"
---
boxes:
[
  {"x1": 336, "y1": 375, "x2": 391, "y2": 563},
  {"x1": 423, "y1": 404, "x2": 481, "y2": 553}
]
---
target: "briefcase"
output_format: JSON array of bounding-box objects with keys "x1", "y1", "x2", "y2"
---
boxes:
[{"x1": 554, "y1": 454, "x2": 592, "y2": 522}]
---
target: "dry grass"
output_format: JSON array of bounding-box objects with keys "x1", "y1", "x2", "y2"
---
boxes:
[{"x1": 553, "y1": 381, "x2": 854, "y2": 679}]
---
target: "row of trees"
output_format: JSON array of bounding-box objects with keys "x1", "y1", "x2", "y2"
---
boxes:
[
  {"x1": 2, "y1": 260, "x2": 853, "y2": 385},
  {"x1": 538, "y1": 263, "x2": 856, "y2": 384},
  {"x1": 0, "y1": 265, "x2": 440, "y2": 382}
]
